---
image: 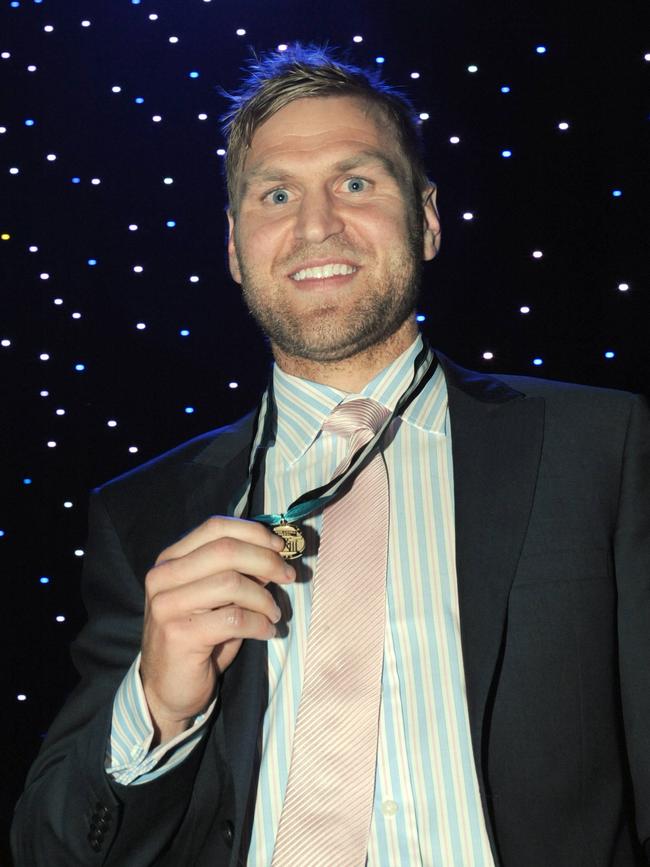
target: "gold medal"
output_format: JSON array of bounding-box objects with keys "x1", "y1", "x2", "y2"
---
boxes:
[{"x1": 273, "y1": 522, "x2": 305, "y2": 560}]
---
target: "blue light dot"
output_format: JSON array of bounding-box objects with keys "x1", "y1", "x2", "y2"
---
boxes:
[
  {"x1": 184, "y1": 406, "x2": 195, "y2": 414},
  {"x1": 39, "y1": 576, "x2": 50, "y2": 584},
  {"x1": 131, "y1": 0, "x2": 141, "y2": 4},
  {"x1": 25, "y1": 119, "x2": 35, "y2": 126},
  {"x1": 533, "y1": 358, "x2": 544, "y2": 366},
  {"x1": 180, "y1": 329, "x2": 190, "y2": 336},
  {"x1": 74, "y1": 363, "x2": 85, "y2": 371},
  {"x1": 11, "y1": 2, "x2": 20, "y2": 8},
  {"x1": 612, "y1": 189, "x2": 622, "y2": 197},
  {"x1": 375, "y1": 56, "x2": 385, "y2": 64},
  {"x1": 0, "y1": 529, "x2": 5, "y2": 537},
  {"x1": 134, "y1": 97, "x2": 144, "y2": 104},
  {"x1": 605, "y1": 350, "x2": 615, "y2": 359},
  {"x1": 87, "y1": 258, "x2": 97, "y2": 266},
  {"x1": 71, "y1": 177, "x2": 81, "y2": 184},
  {"x1": 416, "y1": 314, "x2": 426, "y2": 322},
  {"x1": 23, "y1": 478, "x2": 32, "y2": 485},
  {"x1": 189, "y1": 71, "x2": 200, "y2": 79},
  {"x1": 166, "y1": 220, "x2": 176, "y2": 228},
  {"x1": 500, "y1": 86, "x2": 511, "y2": 93},
  {"x1": 536, "y1": 45, "x2": 547, "y2": 54},
  {"x1": 501, "y1": 149, "x2": 512, "y2": 158}
]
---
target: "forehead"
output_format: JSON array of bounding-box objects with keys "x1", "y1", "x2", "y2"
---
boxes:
[{"x1": 242, "y1": 96, "x2": 395, "y2": 176}]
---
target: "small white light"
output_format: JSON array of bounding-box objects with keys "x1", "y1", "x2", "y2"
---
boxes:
[
  {"x1": 532, "y1": 250, "x2": 543, "y2": 259},
  {"x1": 169, "y1": 36, "x2": 179, "y2": 43},
  {"x1": 128, "y1": 446, "x2": 139, "y2": 454},
  {"x1": 482, "y1": 352, "x2": 494, "y2": 360},
  {"x1": 40, "y1": 272, "x2": 50, "y2": 280},
  {"x1": 277, "y1": 44, "x2": 288, "y2": 51},
  {"x1": 29, "y1": 245, "x2": 39, "y2": 252},
  {"x1": 228, "y1": 381, "x2": 239, "y2": 389},
  {"x1": 198, "y1": 113, "x2": 208, "y2": 120},
  {"x1": 236, "y1": 28, "x2": 246, "y2": 35},
  {"x1": 17, "y1": 694, "x2": 27, "y2": 702},
  {"x1": 55, "y1": 615, "x2": 66, "y2": 622},
  {"x1": 618, "y1": 282, "x2": 629, "y2": 292},
  {"x1": 91, "y1": 178, "x2": 101, "y2": 185},
  {"x1": 63, "y1": 501, "x2": 73, "y2": 508},
  {"x1": 163, "y1": 176, "x2": 173, "y2": 184},
  {"x1": 44, "y1": 25, "x2": 54, "y2": 33},
  {"x1": 0, "y1": 127, "x2": 7, "y2": 134},
  {"x1": 71, "y1": 311, "x2": 81, "y2": 319},
  {"x1": 47, "y1": 440, "x2": 57, "y2": 448},
  {"x1": 419, "y1": 112, "x2": 430, "y2": 120},
  {"x1": 40, "y1": 390, "x2": 49, "y2": 397},
  {"x1": 81, "y1": 20, "x2": 91, "y2": 27},
  {"x1": 149, "y1": 13, "x2": 159, "y2": 21},
  {"x1": 27, "y1": 64, "x2": 37, "y2": 72},
  {"x1": 1, "y1": 52, "x2": 11, "y2": 60},
  {"x1": 128, "y1": 223, "x2": 138, "y2": 231},
  {"x1": 462, "y1": 212, "x2": 474, "y2": 221},
  {"x1": 133, "y1": 265, "x2": 144, "y2": 273},
  {"x1": 1, "y1": 339, "x2": 11, "y2": 348},
  {"x1": 56, "y1": 409, "x2": 65, "y2": 416},
  {"x1": 216, "y1": 148, "x2": 226, "y2": 156},
  {"x1": 152, "y1": 115, "x2": 162, "y2": 123},
  {"x1": 410, "y1": 72, "x2": 420, "y2": 79},
  {"x1": 9, "y1": 167, "x2": 19, "y2": 175},
  {"x1": 468, "y1": 64, "x2": 478, "y2": 73},
  {"x1": 40, "y1": 353, "x2": 50, "y2": 361},
  {"x1": 558, "y1": 121, "x2": 569, "y2": 130},
  {"x1": 353, "y1": 35, "x2": 363, "y2": 43},
  {"x1": 644, "y1": 52, "x2": 650, "y2": 62},
  {"x1": 107, "y1": 419, "x2": 117, "y2": 427},
  {"x1": 46, "y1": 154, "x2": 57, "y2": 161},
  {"x1": 53, "y1": 297, "x2": 63, "y2": 305},
  {"x1": 136, "y1": 322, "x2": 146, "y2": 330},
  {"x1": 189, "y1": 275, "x2": 199, "y2": 283},
  {"x1": 449, "y1": 135, "x2": 460, "y2": 144},
  {"x1": 520, "y1": 305, "x2": 531, "y2": 314},
  {"x1": 111, "y1": 85, "x2": 122, "y2": 93},
  {"x1": 74, "y1": 548, "x2": 84, "y2": 557}
]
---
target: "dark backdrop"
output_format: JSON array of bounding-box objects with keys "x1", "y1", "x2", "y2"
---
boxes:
[{"x1": 1, "y1": 0, "x2": 648, "y2": 861}]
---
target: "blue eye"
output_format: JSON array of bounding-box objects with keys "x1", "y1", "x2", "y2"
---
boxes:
[
  {"x1": 269, "y1": 189, "x2": 289, "y2": 205},
  {"x1": 345, "y1": 177, "x2": 367, "y2": 192}
]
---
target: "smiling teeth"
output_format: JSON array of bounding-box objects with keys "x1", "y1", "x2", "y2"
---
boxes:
[{"x1": 291, "y1": 263, "x2": 357, "y2": 281}]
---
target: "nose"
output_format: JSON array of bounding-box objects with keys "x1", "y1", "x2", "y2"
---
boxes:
[{"x1": 293, "y1": 188, "x2": 345, "y2": 244}]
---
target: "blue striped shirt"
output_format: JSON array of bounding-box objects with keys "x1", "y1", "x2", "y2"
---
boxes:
[{"x1": 107, "y1": 335, "x2": 494, "y2": 866}]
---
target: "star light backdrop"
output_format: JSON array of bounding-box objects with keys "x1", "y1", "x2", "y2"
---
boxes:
[{"x1": 1, "y1": 0, "x2": 648, "y2": 852}]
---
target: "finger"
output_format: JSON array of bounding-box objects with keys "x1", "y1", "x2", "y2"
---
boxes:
[
  {"x1": 192, "y1": 605, "x2": 278, "y2": 646},
  {"x1": 151, "y1": 571, "x2": 282, "y2": 625},
  {"x1": 156, "y1": 516, "x2": 284, "y2": 565}
]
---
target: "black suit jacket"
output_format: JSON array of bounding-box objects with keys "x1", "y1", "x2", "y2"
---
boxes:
[{"x1": 12, "y1": 353, "x2": 650, "y2": 866}]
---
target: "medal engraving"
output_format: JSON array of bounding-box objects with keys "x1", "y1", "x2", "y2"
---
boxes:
[{"x1": 273, "y1": 523, "x2": 305, "y2": 560}]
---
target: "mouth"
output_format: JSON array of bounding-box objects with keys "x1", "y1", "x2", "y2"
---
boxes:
[{"x1": 288, "y1": 262, "x2": 360, "y2": 287}]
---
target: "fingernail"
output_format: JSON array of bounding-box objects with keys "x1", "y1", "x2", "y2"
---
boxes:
[
  {"x1": 285, "y1": 564, "x2": 296, "y2": 580},
  {"x1": 272, "y1": 604, "x2": 282, "y2": 623}
]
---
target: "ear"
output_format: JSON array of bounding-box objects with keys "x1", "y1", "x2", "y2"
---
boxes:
[
  {"x1": 421, "y1": 183, "x2": 441, "y2": 261},
  {"x1": 226, "y1": 209, "x2": 242, "y2": 284}
]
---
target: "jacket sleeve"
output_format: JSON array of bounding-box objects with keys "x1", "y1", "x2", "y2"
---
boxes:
[
  {"x1": 614, "y1": 394, "x2": 650, "y2": 861},
  {"x1": 10, "y1": 490, "x2": 209, "y2": 866}
]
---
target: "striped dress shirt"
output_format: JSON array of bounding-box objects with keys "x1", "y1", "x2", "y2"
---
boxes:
[{"x1": 107, "y1": 335, "x2": 495, "y2": 866}]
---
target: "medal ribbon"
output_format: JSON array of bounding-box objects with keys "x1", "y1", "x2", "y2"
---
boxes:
[{"x1": 247, "y1": 342, "x2": 438, "y2": 528}]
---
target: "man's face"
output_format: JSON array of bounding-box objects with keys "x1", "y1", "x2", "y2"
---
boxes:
[{"x1": 227, "y1": 95, "x2": 440, "y2": 365}]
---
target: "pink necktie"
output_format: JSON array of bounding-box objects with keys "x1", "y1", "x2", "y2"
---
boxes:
[{"x1": 271, "y1": 398, "x2": 391, "y2": 867}]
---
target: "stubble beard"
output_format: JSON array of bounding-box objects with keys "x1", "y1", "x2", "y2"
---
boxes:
[{"x1": 237, "y1": 219, "x2": 424, "y2": 365}]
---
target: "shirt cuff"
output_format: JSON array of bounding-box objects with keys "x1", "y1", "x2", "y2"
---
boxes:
[{"x1": 106, "y1": 652, "x2": 217, "y2": 786}]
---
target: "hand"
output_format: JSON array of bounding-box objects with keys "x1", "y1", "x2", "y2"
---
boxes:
[{"x1": 140, "y1": 516, "x2": 295, "y2": 744}]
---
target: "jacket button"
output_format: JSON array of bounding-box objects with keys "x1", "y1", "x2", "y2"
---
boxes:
[{"x1": 220, "y1": 819, "x2": 234, "y2": 847}]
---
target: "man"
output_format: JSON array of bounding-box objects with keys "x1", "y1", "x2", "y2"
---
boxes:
[{"x1": 12, "y1": 44, "x2": 650, "y2": 866}]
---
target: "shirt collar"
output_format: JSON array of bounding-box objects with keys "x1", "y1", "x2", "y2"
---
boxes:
[{"x1": 272, "y1": 334, "x2": 448, "y2": 466}]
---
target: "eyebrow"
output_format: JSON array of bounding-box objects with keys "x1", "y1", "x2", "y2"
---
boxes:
[{"x1": 240, "y1": 149, "x2": 405, "y2": 198}]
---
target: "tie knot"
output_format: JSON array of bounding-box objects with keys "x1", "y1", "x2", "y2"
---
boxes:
[{"x1": 322, "y1": 398, "x2": 390, "y2": 439}]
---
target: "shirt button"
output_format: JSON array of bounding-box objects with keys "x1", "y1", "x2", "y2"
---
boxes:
[{"x1": 381, "y1": 800, "x2": 399, "y2": 816}]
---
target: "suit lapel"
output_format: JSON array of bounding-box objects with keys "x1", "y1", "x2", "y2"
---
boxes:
[{"x1": 439, "y1": 353, "x2": 545, "y2": 851}]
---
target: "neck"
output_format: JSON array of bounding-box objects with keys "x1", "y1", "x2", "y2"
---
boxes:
[{"x1": 272, "y1": 319, "x2": 419, "y2": 392}]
